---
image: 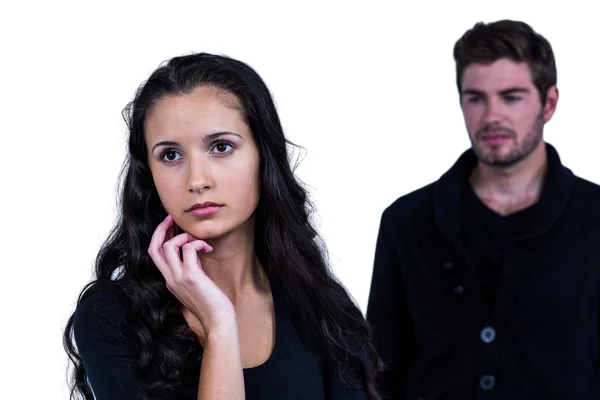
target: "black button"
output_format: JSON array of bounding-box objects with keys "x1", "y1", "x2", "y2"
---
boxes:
[
  {"x1": 443, "y1": 261, "x2": 453, "y2": 270},
  {"x1": 453, "y1": 284, "x2": 464, "y2": 295},
  {"x1": 480, "y1": 375, "x2": 495, "y2": 390},
  {"x1": 480, "y1": 327, "x2": 496, "y2": 343}
]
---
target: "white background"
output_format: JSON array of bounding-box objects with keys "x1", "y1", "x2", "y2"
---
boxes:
[{"x1": 1, "y1": 1, "x2": 598, "y2": 398}]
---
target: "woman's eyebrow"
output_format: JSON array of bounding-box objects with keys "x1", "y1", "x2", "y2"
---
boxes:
[
  {"x1": 203, "y1": 132, "x2": 244, "y2": 143},
  {"x1": 151, "y1": 140, "x2": 179, "y2": 153}
]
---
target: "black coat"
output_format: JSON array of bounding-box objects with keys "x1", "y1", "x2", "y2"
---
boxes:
[{"x1": 366, "y1": 143, "x2": 600, "y2": 400}]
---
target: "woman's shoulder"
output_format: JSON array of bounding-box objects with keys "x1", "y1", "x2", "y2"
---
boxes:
[
  {"x1": 74, "y1": 281, "x2": 128, "y2": 316},
  {"x1": 70, "y1": 281, "x2": 157, "y2": 398},
  {"x1": 72, "y1": 281, "x2": 133, "y2": 344}
]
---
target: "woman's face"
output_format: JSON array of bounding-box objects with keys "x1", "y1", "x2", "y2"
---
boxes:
[{"x1": 145, "y1": 86, "x2": 260, "y2": 240}]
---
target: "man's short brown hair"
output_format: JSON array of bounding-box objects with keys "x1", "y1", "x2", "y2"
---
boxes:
[{"x1": 453, "y1": 20, "x2": 557, "y2": 104}]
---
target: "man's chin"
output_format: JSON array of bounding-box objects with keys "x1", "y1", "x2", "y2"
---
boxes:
[
  {"x1": 479, "y1": 154, "x2": 522, "y2": 168},
  {"x1": 475, "y1": 147, "x2": 522, "y2": 168}
]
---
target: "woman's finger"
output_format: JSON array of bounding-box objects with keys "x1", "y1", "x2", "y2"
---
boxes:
[
  {"x1": 164, "y1": 222, "x2": 175, "y2": 242},
  {"x1": 148, "y1": 215, "x2": 175, "y2": 279},
  {"x1": 181, "y1": 240, "x2": 213, "y2": 275},
  {"x1": 148, "y1": 214, "x2": 174, "y2": 257},
  {"x1": 162, "y1": 232, "x2": 203, "y2": 278}
]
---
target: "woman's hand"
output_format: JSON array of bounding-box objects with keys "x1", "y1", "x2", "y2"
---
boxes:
[
  {"x1": 149, "y1": 215, "x2": 245, "y2": 399},
  {"x1": 148, "y1": 215, "x2": 237, "y2": 336}
]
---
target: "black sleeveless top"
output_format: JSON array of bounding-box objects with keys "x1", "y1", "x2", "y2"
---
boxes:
[{"x1": 73, "y1": 273, "x2": 369, "y2": 399}]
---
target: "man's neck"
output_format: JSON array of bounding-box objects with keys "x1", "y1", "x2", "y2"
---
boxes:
[{"x1": 469, "y1": 143, "x2": 548, "y2": 216}]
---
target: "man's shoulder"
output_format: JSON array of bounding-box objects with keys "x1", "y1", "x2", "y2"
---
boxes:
[
  {"x1": 572, "y1": 175, "x2": 600, "y2": 217},
  {"x1": 377, "y1": 181, "x2": 441, "y2": 241},
  {"x1": 382, "y1": 181, "x2": 437, "y2": 221},
  {"x1": 573, "y1": 175, "x2": 600, "y2": 196}
]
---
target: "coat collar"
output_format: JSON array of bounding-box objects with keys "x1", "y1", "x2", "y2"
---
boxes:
[{"x1": 433, "y1": 142, "x2": 575, "y2": 242}]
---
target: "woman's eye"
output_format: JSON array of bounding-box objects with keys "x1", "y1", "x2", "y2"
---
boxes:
[
  {"x1": 212, "y1": 142, "x2": 233, "y2": 154},
  {"x1": 161, "y1": 150, "x2": 182, "y2": 162}
]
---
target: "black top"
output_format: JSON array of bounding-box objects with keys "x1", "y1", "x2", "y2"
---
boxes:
[
  {"x1": 367, "y1": 143, "x2": 600, "y2": 399},
  {"x1": 461, "y1": 183, "x2": 536, "y2": 312},
  {"x1": 73, "y1": 273, "x2": 368, "y2": 400}
]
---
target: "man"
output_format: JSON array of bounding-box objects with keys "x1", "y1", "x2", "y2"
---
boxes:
[{"x1": 366, "y1": 20, "x2": 600, "y2": 399}]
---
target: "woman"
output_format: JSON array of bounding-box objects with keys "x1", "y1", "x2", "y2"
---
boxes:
[{"x1": 63, "y1": 53, "x2": 381, "y2": 400}]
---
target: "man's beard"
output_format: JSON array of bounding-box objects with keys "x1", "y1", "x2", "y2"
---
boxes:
[{"x1": 470, "y1": 113, "x2": 545, "y2": 167}]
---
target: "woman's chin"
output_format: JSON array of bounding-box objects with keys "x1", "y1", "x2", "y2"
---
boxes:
[
  {"x1": 179, "y1": 221, "x2": 230, "y2": 241},
  {"x1": 185, "y1": 228, "x2": 224, "y2": 241},
  {"x1": 177, "y1": 215, "x2": 253, "y2": 242}
]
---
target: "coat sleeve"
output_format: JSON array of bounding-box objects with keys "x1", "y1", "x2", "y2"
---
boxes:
[{"x1": 366, "y1": 209, "x2": 416, "y2": 400}]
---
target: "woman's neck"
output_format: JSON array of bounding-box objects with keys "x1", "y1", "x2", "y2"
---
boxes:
[{"x1": 200, "y1": 220, "x2": 268, "y2": 304}]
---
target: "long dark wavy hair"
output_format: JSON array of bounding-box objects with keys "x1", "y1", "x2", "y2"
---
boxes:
[{"x1": 63, "y1": 52, "x2": 382, "y2": 399}]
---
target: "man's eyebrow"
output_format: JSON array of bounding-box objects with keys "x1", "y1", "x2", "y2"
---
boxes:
[
  {"x1": 498, "y1": 87, "x2": 530, "y2": 96},
  {"x1": 462, "y1": 87, "x2": 531, "y2": 97}
]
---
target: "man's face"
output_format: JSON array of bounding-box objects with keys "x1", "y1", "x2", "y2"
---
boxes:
[{"x1": 460, "y1": 58, "x2": 558, "y2": 167}]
